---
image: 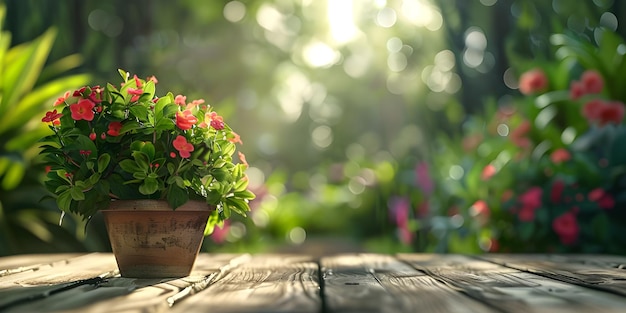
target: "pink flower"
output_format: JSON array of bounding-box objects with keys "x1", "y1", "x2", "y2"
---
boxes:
[
  {"x1": 552, "y1": 211, "x2": 579, "y2": 245},
  {"x1": 518, "y1": 206, "x2": 535, "y2": 222},
  {"x1": 581, "y1": 70, "x2": 603, "y2": 94},
  {"x1": 570, "y1": 81, "x2": 586, "y2": 100},
  {"x1": 238, "y1": 151, "x2": 249, "y2": 168},
  {"x1": 69, "y1": 98, "x2": 95, "y2": 121},
  {"x1": 388, "y1": 196, "x2": 415, "y2": 245},
  {"x1": 208, "y1": 112, "x2": 225, "y2": 130},
  {"x1": 127, "y1": 88, "x2": 143, "y2": 102},
  {"x1": 589, "y1": 188, "x2": 615, "y2": 210},
  {"x1": 481, "y1": 164, "x2": 496, "y2": 181},
  {"x1": 597, "y1": 101, "x2": 624, "y2": 126},
  {"x1": 211, "y1": 221, "x2": 230, "y2": 244},
  {"x1": 510, "y1": 120, "x2": 532, "y2": 148},
  {"x1": 519, "y1": 187, "x2": 543, "y2": 210},
  {"x1": 172, "y1": 135, "x2": 194, "y2": 158},
  {"x1": 175, "y1": 95, "x2": 187, "y2": 106},
  {"x1": 550, "y1": 148, "x2": 571, "y2": 164},
  {"x1": 54, "y1": 91, "x2": 71, "y2": 106},
  {"x1": 582, "y1": 100, "x2": 625, "y2": 126},
  {"x1": 470, "y1": 200, "x2": 490, "y2": 225},
  {"x1": 176, "y1": 110, "x2": 198, "y2": 130},
  {"x1": 519, "y1": 68, "x2": 548, "y2": 95},
  {"x1": 415, "y1": 162, "x2": 434, "y2": 195},
  {"x1": 550, "y1": 180, "x2": 565, "y2": 204}
]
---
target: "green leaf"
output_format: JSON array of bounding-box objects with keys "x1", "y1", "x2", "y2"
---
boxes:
[
  {"x1": 0, "y1": 28, "x2": 56, "y2": 122},
  {"x1": 139, "y1": 141, "x2": 155, "y2": 160},
  {"x1": 119, "y1": 159, "x2": 142, "y2": 173},
  {"x1": 129, "y1": 105, "x2": 149, "y2": 122},
  {"x1": 70, "y1": 186, "x2": 85, "y2": 200},
  {"x1": 119, "y1": 121, "x2": 142, "y2": 134},
  {"x1": 138, "y1": 177, "x2": 159, "y2": 195},
  {"x1": 609, "y1": 129, "x2": 626, "y2": 167},
  {"x1": 97, "y1": 153, "x2": 111, "y2": 173},
  {"x1": 167, "y1": 184, "x2": 189, "y2": 209},
  {"x1": 225, "y1": 197, "x2": 249, "y2": 216},
  {"x1": 234, "y1": 190, "x2": 256, "y2": 200},
  {"x1": 56, "y1": 189, "x2": 73, "y2": 212}
]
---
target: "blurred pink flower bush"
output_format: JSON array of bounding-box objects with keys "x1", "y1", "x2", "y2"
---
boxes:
[{"x1": 406, "y1": 28, "x2": 626, "y2": 254}]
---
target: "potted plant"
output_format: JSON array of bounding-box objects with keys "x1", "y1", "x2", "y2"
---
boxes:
[{"x1": 39, "y1": 69, "x2": 255, "y2": 277}]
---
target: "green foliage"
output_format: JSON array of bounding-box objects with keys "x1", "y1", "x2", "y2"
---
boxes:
[{"x1": 0, "y1": 2, "x2": 92, "y2": 255}]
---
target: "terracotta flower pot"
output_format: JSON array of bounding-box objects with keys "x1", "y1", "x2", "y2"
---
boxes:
[{"x1": 102, "y1": 199, "x2": 213, "y2": 278}]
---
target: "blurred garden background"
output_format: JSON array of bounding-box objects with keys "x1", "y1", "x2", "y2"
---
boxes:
[{"x1": 2, "y1": 0, "x2": 626, "y2": 256}]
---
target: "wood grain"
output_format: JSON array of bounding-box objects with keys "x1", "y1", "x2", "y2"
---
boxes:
[
  {"x1": 3, "y1": 253, "x2": 626, "y2": 312},
  {"x1": 171, "y1": 254, "x2": 320, "y2": 313},
  {"x1": 399, "y1": 254, "x2": 626, "y2": 313},
  {"x1": 321, "y1": 254, "x2": 494, "y2": 313},
  {"x1": 0, "y1": 253, "x2": 242, "y2": 312},
  {"x1": 480, "y1": 254, "x2": 626, "y2": 297}
]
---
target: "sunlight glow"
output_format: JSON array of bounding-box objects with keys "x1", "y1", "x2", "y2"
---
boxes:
[
  {"x1": 223, "y1": 1, "x2": 246, "y2": 23},
  {"x1": 302, "y1": 40, "x2": 340, "y2": 68},
  {"x1": 328, "y1": 0, "x2": 359, "y2": 44},
  {"x1": 400, "y1": 0, "x2": 443, "y2": 31}
]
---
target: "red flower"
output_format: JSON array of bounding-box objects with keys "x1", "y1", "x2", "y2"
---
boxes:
[
  {"x1": 127, "y1": 88, "x2": 143, "y2": 102},
  {"x1": 518, "y1": 206, "x2": 535, "y2": 222},
  {"x1": 42, "y1": 109, "x2": 63, "y2": 123},
  {"x1": 581, "y1": 70, "x2": 603, "y2": 94},
  {"x1": 519, "y1": 68, "x2": 548, "y2": 95},
  {"x1": 597, "y1": 101, "x2": 625, "y2": 126},
  {"x1": 481, "y1": 164, "x2": 496, "y2": 181},
  {"x1": 175, "y1": 110, "x2": 198, "y2": 130},
  {"x1": 54, "y1": 91, "x2": 71, "y2": 106},
  {"x1": 519, "y1": 187, "x2": 542, "y2": 210},
  {"x1": 470, "y1": 200, "x2": 490, "y2": 221},
  {"x1": 133, "y1": 75, "x2": 142, "y2": 88},
  {"x1": 550, "y1": 148, "x2": 571, "y2": 164},
  {"x1": 550, "y1": 180, "x2": 565, "y2": 204},
  {"x1": 107, "y1": 122, "x2": 123, "y2": 136},
  {"x1": 582, "y1": 99, "x2": 603, "y2": 122},
  {"x1": 69, "y1": 98, "x2": 95, "y2": 121},
  {"x1": 172, "y1": 135, "x2": 194, "y2": 158},
  {"x1": 89, "y1": 132, "x2": 97, "y2": 141},
  {"x1": 208, "y1": 112, "x2": 225, "y2": 130},
  {"x1": 552, "y1": 211, "x2": 579, "y2": 245},
  {"x1": 569, "y1": 81, "x2": 586, "y2": 100},
  {"x1": 88, "y1": 86, "x2": 103, "y2": 104},
  {"x1": 510, "y1": 120, "x2": 532, "y2": 148},
  {"x1": 583, "y1": 100, "x2": 625, "y2": 126},
  {"x1": 73, "y1": 87, "x2": 87, "y2": 97},
  {"x1": 589, "y1": 188, "x2": 615, "y2": 209}
]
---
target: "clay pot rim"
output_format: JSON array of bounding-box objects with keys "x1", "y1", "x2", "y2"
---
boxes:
[{"x1": 103, "y1": 199, "x2": 214, "y2": 212}]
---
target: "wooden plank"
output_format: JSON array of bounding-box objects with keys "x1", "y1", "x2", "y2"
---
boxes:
[
  {"x1": 321, "y1": 254, "x2": 494, "y2": 313},
  {"x1": 0, "y1": 253, "x2": 82, "y2": 274},
  {"x1": 480, "y1": 254, "x2": 626, "y2": 297},
  {"x1": 0, "y1": 253, "x2": 245, "y2": 313},
  {"x1": 399, "y1": 254, "x2": 626, "y2": 313},
  {"x1": 171, "y1": 254, "x2": 320, "y2": 313}
]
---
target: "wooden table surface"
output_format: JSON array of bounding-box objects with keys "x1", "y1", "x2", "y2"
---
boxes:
[{"x1": 2, "y1": 253, "x2": 626, "y2": 312}]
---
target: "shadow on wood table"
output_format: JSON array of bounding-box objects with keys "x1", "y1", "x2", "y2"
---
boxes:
[{"x1": 2, "y1": 253, "x2": 626, "y2": 312}]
